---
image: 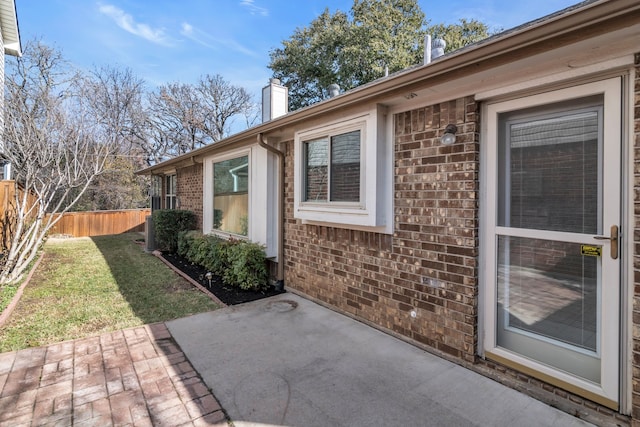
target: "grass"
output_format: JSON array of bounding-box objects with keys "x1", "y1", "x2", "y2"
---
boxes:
[
  {"x1": 0, "y1": 282, "x2": 20, "y2": 313},
  {"x1": 0, "y1": 233, "x2": 219, "y2": 352}
]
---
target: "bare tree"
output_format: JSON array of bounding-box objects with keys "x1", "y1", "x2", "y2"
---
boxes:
[
  {"x1": 145, "y1": 82, "x2": 209, "y2": 163},
  {"x1": 75, "y1": 66, "x2": 149, "y2": 210},
  {"x1": 0, "y1": 41, "x2": 119, "y2": 284},
  {"x1": 197, "y1": 74, "x2": 255, "y2": 142},
  {"x1": 144, "y1": 74, "x2": 257, "y2": 164},
  {"x1": 86, "y1": 66, "x2": 147, "y2": 150}
]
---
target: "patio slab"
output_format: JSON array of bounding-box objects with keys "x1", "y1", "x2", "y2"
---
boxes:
[{"x1": 168, "y1": 293, "x2": 595, "y2": 427}]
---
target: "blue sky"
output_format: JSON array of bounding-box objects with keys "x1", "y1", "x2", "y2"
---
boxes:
[{"x1": 16, "y1": 0, "x2": 581, "y2": 99}]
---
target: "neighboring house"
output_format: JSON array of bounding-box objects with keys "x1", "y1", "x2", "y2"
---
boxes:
[
  {"x1": 0, "y1": 0, "x2": 21, "y2": 181},
  {"x1": 138, "y1": 1, "x2": 640, "y2": 424}
]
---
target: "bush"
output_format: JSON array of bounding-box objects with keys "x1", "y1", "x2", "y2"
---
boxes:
[
  {"x1": 223, "y1": 241, "x2": 269, "y2": 291},
  {"x1": 177, "y1": 230, "x2": 202, "y2": 258},
  {"x1": 178, "y1": 232, "x2": 269, "y2": 291},
  {"x1": 153, "y1": 210, "x2": 196, "y2": 252},
  {"x1": 185, "y1": 233, "x2": 211, "y2": 266},
  {"x1": 202, "y1": 238, "x2": 233, "y2": 278}
]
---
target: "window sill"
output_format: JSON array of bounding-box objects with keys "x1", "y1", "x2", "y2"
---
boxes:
[
  {"x1": 295, "y1": 205, "x2": 391, "y2": 233},
  {"x1": 209, "y1": 229, "x2": 249, "y2": 241}
]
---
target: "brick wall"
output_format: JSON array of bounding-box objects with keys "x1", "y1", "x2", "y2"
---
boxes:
[
  {"x1": 177, "y1": 164, "x2": 203, "y2": 229},
  {"x1": 284, "y1": 96, "x2": 480, "y2": 362},
  {"x1": 283, "y1": 93, "x2": 633, "y2": 424}
]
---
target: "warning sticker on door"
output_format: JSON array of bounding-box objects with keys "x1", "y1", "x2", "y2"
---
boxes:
[{"x1": 581, "y1": 245, "x2": 602, "y2": 257}]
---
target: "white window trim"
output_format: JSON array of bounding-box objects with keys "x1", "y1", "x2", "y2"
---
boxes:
[
  {"x1": 300, "y1": 121, "x2": 366, "y2": 209},
  {"x1": 294, "y1": 106, "x2": 391, "y2": 232},
  {"x1": 165, "y1": 174, "x2": 176, "y2": 209},
  {"x1": 204, "y1": 148, "x2": 252, "y2": 239},
  {"x1": 202, "y1": 145, "x2": 279, "y2": 260},
  {"x1": 479, "y1": 77, "x2": 623, "y2": 407}
]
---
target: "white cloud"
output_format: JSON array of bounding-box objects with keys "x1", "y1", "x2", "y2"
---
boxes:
[
  {"x1": 180, "y1": 22, "x2": 257, "y2": 57},
  {"x1": 98, "y1": 3, "x2": 173, "y2": 46},
  {"x1": 239, "y1": 0, "x2": 269, "y2": 17},
  {"x1": 180, "y1": 22, "x2": 215, "y2": 49}
]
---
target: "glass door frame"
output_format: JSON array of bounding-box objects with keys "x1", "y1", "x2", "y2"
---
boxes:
[{"x1": 480, "y1": 78, "x2": 621, "y2": 409}]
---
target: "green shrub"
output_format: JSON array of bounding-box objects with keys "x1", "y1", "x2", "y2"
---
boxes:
[
  {"x1": 199, "y1": 237, "x2": 228, "y2": 277},
  {"x1": 223, "y1": 241, "x2": 269, "y2": 291},
  {"x1": 177, "y1": 230, "x2": 202, "y2": 257},
  {"x1": 185, "y1": 234, "x2": 210, "y2": 266},
  {"x1": 153, "y1": 210, "x2": 196, "y2": 252},
  {"x1": 177, "y1": 231, "x2": 269, "y2": 291}
]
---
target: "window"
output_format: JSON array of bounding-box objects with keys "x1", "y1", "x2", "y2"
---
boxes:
[
  {"x1": 203, "y1": 147, "x2": 278, "y2": 259},
  {"x1": 151, "y1": 175, "x2": 162, "y2": 211},
  {"x1": 0, "y1": 161, "x2": 10, "y2": 181},
  {"x1": 213, "y1": 155, "x2": 249, "y2": 236},
  {"x1": 294, "y1": 107, "x2": 392, "y2": 232},
  {"x1": 165, "y1": 174, "x2": 176, "y2": 209},
  {"x1": 304, "y1": 130, "x2": 361, "y2": 203}
]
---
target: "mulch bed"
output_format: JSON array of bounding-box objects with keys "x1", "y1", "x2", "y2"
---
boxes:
[{"x1": 161, "y1": 252, "x2": 285, "y2": 305}]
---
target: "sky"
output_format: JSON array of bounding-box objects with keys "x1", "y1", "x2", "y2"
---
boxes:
[{"x1": 16, "y1": 0, "x2": 582, "y2": 102}]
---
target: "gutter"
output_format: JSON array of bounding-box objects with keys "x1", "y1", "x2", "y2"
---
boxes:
[
  {"x1": 257, "y1": 133, "x2": 285, "y2": 288},
  {"x1": 136, "y1": 0, "x2": 640, "y2": 177}
]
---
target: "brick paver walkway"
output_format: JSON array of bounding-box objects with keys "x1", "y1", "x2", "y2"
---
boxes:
[{"x1": 0, "y1": 323, "x2": 228, "y2": 426}]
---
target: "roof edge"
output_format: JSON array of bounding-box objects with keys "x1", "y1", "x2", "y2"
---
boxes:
[
  {"x1": 1, "y1": 0, "x2": 21, "y2": 57},
  {"x1": 137, "y1": 0, "x2": 640, "y2": 175}
]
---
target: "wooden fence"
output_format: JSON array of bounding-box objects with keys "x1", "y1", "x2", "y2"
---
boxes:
[
  {"x1": 48, "y1": 209, "x2": 151, "y2": 237},
  {"x1": 1, "y1": 180, "x2": 150, "y2": 239},
  {"x1": 1, "y1": 181, "x2": 38, "y2": 250}
]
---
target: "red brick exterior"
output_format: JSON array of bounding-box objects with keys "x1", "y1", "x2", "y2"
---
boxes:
[
  {"x1": 176, "y1": 164, "x2": 203, "y2": 229},
  {"x1": 284, "y1": 96, "x2": 480, "y2": 362},
  {"x1": 165, "y1": 64, "x2": 640, "y2": 424},
  {"x1": 284, "y1": 92, "x2": 635, "y2": 425}
]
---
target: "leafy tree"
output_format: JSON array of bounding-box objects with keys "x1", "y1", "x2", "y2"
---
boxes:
[
  {"x1": 269, "y1": 9, "x2": 351, "y2": 109},
  {"x1": 346, "y1": 0, "x2": 427, "y2": 87},
  {"x1": 429, "y1": 18, "x2": 494, "y2": 52},
  {"x1": 269, "y1": 0, "x2": 492, "y2": 110},
  {"x1": 74, "y1": 153, "x2": 148, "y2": 211}
]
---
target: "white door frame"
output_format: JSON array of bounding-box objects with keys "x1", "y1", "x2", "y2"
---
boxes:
[{"x1": 479, "y1": 78, "x2": 622, "y2": 409}]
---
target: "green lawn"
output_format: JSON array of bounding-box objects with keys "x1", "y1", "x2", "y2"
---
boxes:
[{"x1": 0, "y1": 233, "x2": 219, "y2": 352}]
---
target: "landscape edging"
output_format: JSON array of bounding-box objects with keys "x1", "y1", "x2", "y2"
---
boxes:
[{"x1": 152, "y1": 250, "x2": 227, "y2": 308}]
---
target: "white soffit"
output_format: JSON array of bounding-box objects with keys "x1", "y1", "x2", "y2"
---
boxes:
[{"x1": 0, "y1": 0, "x2": 20, "y2": 56}]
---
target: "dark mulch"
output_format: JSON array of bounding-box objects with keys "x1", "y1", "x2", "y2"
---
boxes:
[{"x1": 161, "y1": 252, "x2": 285, "y2": 305}]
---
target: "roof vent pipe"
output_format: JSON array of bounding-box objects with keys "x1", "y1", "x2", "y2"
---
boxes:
[
  {"x1": 423, "y1": 34, "x2": 432, "y2": 65},
  {"x1": 328, "y1": 83, "x2": 340, "y2": 98},
  {"x1": 431, "y1": 38, "x2": 446, "y2": 60}
]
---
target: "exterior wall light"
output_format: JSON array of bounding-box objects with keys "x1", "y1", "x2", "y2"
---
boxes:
[{"x1": 440, "y1": 124, "x2": 458, "y2": 145}]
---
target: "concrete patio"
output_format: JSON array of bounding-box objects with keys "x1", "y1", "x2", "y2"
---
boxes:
[
  {"x1": 0, "y1": 293, "x2": 603, "y2": 426},
  {"x1": 168, "y1": 293, "x2": 596, "y2": 427}
]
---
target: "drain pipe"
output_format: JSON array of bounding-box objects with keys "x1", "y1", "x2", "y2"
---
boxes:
[{"x1": 257, "y1": 133, "x2": 285, "y2": 289}]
